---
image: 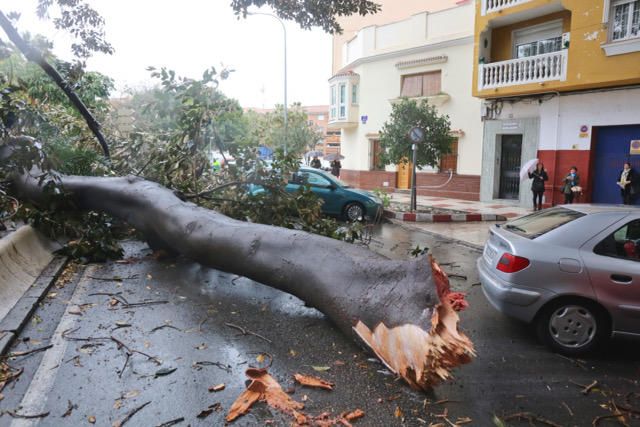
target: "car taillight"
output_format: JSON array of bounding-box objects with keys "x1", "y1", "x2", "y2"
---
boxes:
[{"x1": 496, "y1": 253, "x2": 530, "y2": 273}]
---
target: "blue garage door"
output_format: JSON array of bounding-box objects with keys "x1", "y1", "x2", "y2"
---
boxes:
[{"x1": 592, "y1": 125, "x2": 640, "y2": 205}]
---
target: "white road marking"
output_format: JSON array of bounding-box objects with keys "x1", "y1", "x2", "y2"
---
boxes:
[{"x1": 11, "y1": 266, "x2": 96, "y2": 427}]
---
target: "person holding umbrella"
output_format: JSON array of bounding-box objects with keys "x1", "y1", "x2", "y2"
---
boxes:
[
  {"x1": 528, "y1": 163, "x2": 548, "y2": 211},
  {"x1": 326, "y1": 153, "x2": 344, "y2": 177},
  {"x1": 311, "y1": 156, "x2": 322, "y2": 169}
]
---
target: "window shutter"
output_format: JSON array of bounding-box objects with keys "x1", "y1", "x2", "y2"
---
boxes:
[{"x1": 401, "y1": 75, "x2": 422, "y2": 97}]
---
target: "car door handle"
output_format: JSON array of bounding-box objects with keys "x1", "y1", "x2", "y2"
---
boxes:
[{"x1": 611, "y1": 274, "x2": 633, "y2": 284}]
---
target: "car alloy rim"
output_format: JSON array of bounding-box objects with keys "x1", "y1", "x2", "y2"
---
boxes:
[
  {"x1": 548, "y1": 305, "x2": 596, "y2": 348},
  {"x1": 347, "y1": 205, "x2": 363, "y2": 221}
]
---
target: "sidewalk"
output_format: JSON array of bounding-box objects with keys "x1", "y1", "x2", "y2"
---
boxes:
[{"x1": 385, "y1": 192, "x2": 530, "y2": 222}]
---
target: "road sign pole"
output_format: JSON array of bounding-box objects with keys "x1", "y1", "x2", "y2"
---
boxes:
[{"x1": 411, "y1": 143, "x2": 417, "y2": 212}]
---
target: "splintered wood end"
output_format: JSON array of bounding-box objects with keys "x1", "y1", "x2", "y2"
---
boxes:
[{"x1": 352, "y1": 257, "x2": 475, "y2": 390}]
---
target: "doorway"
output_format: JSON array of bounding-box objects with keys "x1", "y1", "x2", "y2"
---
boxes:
[
  {"x1": 499, "y1": 135, "x2": 523, "y2": 200},
  {"x1": 592, "y1": 125, "x2": 640, "y2": 205},
  {"x1": 397, "y1": 161, "x2": 411, "y2": 190}
]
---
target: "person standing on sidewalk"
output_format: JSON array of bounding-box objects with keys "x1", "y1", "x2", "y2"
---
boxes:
[
  {"x1": 562, "y1": 166, "x2": 580, "y2": 204},
  {"x1": 529, "y1": 163, "x2": 548, "y2": 211},
  {"x1": 330, "y1": 159, "x2": 342, "y2": 177},
  {"x1": 617, "y1": 162, "x2": 636, "y2": 205}
]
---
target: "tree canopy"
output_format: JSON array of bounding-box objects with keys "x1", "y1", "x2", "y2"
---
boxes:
[
  {"x1": 244, "y1": 104, "x2": 321, "y2": 155},
  {"x1": 231, "y1": 0, "x2": 380, "y2": 33},
  {"x1": 378, "y1": 98, "x2": 454, "y2": 170},
  {"x1": 0, "y1": 0, "x2": 381, "y2": 259}
]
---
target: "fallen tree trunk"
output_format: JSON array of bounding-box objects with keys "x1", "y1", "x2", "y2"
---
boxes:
[{"x1": 3, "y1": 138, "x2": 474, "y2": 390}]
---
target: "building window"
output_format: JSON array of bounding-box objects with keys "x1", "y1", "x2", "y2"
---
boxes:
[
  {"x1": 400, "y1": 71, "x2": 441, "y2": 98},
  {"x1": 439, "y1": 139, "x2": 458, "y2": 173},
  {"x1": 513, "y1": 20, "x2": 563, "y2": 59},
  {"x1": 339, "y1": 83, "x2": 347, "y2": 118},
  {"x1": 611, "y1": 0, "x2": 640, "y2": 41},
  {"x1": 351, "y1": 84, "x2": 359, "y2": 105},
  {"x1": 317, "y1": 114, "x2": 325, "y2": 121},
  {"x1": 330, "y1": 86, "x2": 337, "y2": 119}
]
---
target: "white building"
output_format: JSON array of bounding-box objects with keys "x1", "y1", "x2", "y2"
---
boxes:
[{"x1": 328, "y1": 0, "x2": 484, "y2": 200}]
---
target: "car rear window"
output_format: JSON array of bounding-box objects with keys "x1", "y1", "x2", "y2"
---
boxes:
[{"x1": 501, "y1": 207, "x2": 585, "y2": 239}]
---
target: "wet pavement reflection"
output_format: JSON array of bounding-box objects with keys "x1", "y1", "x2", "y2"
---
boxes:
[{"x1": 1, "y1": 223, "x2": 638, "y2": 427}]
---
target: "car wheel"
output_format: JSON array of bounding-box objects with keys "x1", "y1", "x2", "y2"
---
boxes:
[
  {"x1": 343, "y1": 202, "x2": 365, "y2": 222},
  {"x1": 535, "y1": 299, "x2": 609, "y2": 356}
]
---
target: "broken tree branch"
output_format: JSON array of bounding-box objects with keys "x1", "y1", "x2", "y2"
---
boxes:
[
  {"x1": 0, "y1": 12, "x2": 110, "y2": 158},
  {"x1": 501, "y1": 412, "x2": 563, "y2": 427},
  {"x1": 3, "y1": 344, "x2": 53, "y2": 359},
  {"x1": 155, "y1": 417, "x2": 185, "y2": 427},
  {"x1": 112, "y1": 401, "x2": 151, "y2": 427},
  {"x1": 225, "y1": 322, "x2": 272, "y2": 344},
  {"x1": 2, "y1": 410, "x2": 49, "y2": 419}
]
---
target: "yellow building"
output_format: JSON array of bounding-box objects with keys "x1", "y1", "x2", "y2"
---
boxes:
[{"x1": 473, "y1": 0, "x2": 640, "y2": 207}]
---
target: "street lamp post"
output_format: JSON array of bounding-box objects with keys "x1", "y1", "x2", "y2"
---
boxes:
[{"x1": 248, "y1": 11, "x2": 288, "y2": 155}]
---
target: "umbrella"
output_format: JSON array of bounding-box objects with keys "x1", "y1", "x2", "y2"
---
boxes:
[
  {"x1": 323, "y1": 153, "x2": 344, "y2": 162},
  {"x1": 520, "y1": 158, "x2": 539, "y2": 181},
  {"x1": 305, "y1": 150, "x2": 323, "y2": 159}
]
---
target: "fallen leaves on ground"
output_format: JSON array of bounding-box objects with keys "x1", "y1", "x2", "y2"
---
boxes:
[
  {"x1": 0, "y1": 361, "x2": 23, "y2": 393},
  {"x1": 311, "y1": 366, "x2": 331, "y2": 372},
  {"x1": 208, "y1": 384, "x2": 225, "y2": 392},
  {"x1": 62, "y1": 400, "x2": 78, "y2": 417},
  {"x1": 226, "y1": 368, "x2": 365, "y2": 426},
  {"x1": 154, "y1": 367, "x2": 177, "y2": 378},
  {"x1": 293, "y1": 373, "x2": 334, "y2": 390},
  {"x1": 394, "y1": 406, "x2": 404, "y2": 418}
]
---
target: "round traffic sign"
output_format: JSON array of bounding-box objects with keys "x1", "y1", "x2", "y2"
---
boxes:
[{"x1": 409, "y1": 126, "x2": 424, "y2": 143}]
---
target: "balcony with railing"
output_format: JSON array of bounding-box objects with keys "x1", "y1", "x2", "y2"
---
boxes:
[
  {"x1": 481, "y1": 0, "x2": 533, "y2": 16},
  {"x1": 478, "y1": 50, "x2": 567, "y2": 91}
]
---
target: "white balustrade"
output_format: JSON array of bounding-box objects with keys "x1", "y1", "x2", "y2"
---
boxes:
[
  {"x1": 481, "y1": 0, "x2": 533, "y2": 15},
  {"x1": 478, "y1": 50, "x2": 568, "y2": 90}
]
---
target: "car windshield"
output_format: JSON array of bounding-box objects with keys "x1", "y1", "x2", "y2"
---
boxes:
[
  {"x1": 502, "y1": 207, "x2": 585, "y2": 239},
  {"x1": 300, "y1": 169, "x2": 348, "y2": 187}
]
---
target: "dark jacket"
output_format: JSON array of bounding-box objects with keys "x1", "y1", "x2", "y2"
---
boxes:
[
  {"x1": 330, "y1": 160, "x2": 342, "y2": 177},
  {"x1": 562, "y1": 173, "x2": 580, "y2": 194},
  {"x1": 619, "y1": 168, "x2": 636, "y2": 194},
  {"x1": 529, "y1": 169, "x2": 548, "y2": 192},
  {"x1": 310, "y1": 158, "x2": 321, "y2": 169}
]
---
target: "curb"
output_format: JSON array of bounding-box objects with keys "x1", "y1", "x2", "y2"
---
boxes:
[
  {"x1": 0, "y1": 225, "x2": 67, "y2": 356},
  {"x1": 384, "y1": 209, "x2": 506, "y2": 223},
  {"x1": 0, "y1": 256, "x2": 68, "y2": 356},
  {"x1": 390, "y1": 219, "x2": 484, "y2": 252},
  {"x1": 0, "y1": 225, "x2": 60, "y2": 321}
]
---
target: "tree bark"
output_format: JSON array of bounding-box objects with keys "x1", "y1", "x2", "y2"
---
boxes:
[
  {"x1": 0, "y1": 11, "x2": 110, "y2": 159},
  {"x1": 4, "y1": 139, "x2": 474, "y2": 390}
]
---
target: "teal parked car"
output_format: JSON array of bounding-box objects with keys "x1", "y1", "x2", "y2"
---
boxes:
[
  {"x1": 288, "y1": 167, "x2": 383, "y2": 221},
  {"x1": 251, "y1": 166, "x2": 383, "y2": 221}
]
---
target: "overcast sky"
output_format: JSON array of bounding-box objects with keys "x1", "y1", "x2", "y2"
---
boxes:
[{"x1": 2, "y1": 0, "x2": 333, "y2": 109}]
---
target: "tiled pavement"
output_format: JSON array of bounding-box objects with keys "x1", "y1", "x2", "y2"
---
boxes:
[{"x1": 389, "y1": 192, "x2": 530, "y2": 219}]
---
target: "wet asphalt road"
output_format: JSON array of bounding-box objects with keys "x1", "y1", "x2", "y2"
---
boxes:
[{"x1": 1, "y1": 222, "x2": 639, "y2": 427}]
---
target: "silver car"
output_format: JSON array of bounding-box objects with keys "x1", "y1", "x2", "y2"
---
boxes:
[{"x1": 478, "y1": 205, "x2": 640, "y2": 355}]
